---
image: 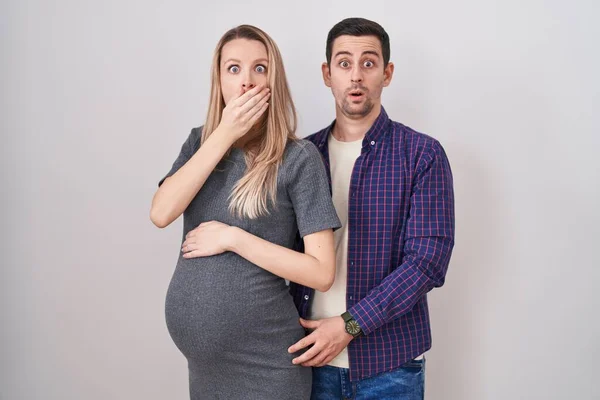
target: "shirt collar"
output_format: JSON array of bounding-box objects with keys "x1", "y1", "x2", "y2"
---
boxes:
[{"x1": 313, "y1": 106, "x2": 391, "y2": 151}]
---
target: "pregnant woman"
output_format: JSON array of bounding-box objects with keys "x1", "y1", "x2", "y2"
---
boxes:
[{"x1": 150, "y1": 25, "x2": 340, "y2": 400}]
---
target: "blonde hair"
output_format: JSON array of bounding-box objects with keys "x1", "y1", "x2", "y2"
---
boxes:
[{"x1": 202, "y1": 25, "x2": 298, "y2": 219}]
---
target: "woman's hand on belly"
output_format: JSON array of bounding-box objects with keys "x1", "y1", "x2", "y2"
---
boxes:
[
  {"x1": 182, "y1": 220, "x2": 236, "y2": 258},
  {"x1": 183, "y1": 220, "x2": 336, "y2": 292}
]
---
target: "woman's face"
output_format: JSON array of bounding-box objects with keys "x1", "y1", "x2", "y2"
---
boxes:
[{"x1": 220, "y1": 38, "x2": 269, "y2": 105}]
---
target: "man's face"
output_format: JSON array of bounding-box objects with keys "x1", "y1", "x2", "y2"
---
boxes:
[{"x1": 322, "y1": 35, "x2": 393, "y2": 119}]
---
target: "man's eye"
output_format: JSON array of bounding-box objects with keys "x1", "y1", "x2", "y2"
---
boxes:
[
  {"x1": 364, "y1": 60, "x2": 374, "y2": 68},
  {"x1": 340, "y1": 61, "x2": 350, "y2": 68},
  {"x1": 228, "y1": 65, "x2": 240, "y2": 73}
]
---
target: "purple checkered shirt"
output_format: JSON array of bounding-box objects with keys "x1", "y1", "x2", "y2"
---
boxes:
[{"x1": 289, "y1": 106, "x2": 455, "y2": 381}]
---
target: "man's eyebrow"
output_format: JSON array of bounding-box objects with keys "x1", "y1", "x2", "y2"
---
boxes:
[
  {"x1": 333, "y1": 51, "x2": 352, "y2": 58},
  {"x1": 361, "y1": 50, "x2": 381, "y2": 58},
  {"x1": 333, "y1": 50, "x2": 381, "y2": 58}
]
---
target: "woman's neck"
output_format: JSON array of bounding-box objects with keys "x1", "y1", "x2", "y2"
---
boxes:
[{"x1": 232, "y1": 118, "x2": 266, "y2": 150}]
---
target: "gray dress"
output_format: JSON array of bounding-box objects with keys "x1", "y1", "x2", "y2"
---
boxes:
[{"x1": 159, "y1": 127, "x2": 341, "y2": 400}]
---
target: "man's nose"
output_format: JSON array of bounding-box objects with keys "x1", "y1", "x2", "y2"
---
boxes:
[{"x1": 350, "y1": 66, "x2": 363, "y2": 83}]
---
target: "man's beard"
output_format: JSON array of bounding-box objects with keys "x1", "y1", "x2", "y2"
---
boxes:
[
  {"x1": 341, "y1": 96, "x2": 374, "y2": 118},
  {"x1": 340, "y1": 85, "x2": 374, "y2": 118}
]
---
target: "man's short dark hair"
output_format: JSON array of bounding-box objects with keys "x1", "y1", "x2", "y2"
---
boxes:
[{"x1": 326, "y1": 18, "x2": 390, "y2": 67}]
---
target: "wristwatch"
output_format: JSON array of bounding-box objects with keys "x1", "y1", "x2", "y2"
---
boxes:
[{"x1": 341, "y1": 311, "x2": 362, "y2": 338}]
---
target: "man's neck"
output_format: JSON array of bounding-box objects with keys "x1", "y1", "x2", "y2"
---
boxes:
[{"x1": 332, "y1": 103, "x2": 381, "y2": 142}]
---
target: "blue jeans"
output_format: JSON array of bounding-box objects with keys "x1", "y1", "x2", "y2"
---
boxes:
[{"x1": 310, "y1": 358, "x2": 425, "y2": 400}]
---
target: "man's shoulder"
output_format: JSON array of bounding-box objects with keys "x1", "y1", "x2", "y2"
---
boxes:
[
  {"x1": 389, "y1": 119, "x2": 438, "y2": 146},
  {"x1": 303, "y1": 127, "x2": 328, "y2": 145},
  {"x1": 387, "y1": 119, "x2": 445, "y2": 160}
]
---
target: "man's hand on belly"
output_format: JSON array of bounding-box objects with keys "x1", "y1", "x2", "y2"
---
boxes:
[{"x1": 287, "y1": 317, "x2": 353, "y2": 367}]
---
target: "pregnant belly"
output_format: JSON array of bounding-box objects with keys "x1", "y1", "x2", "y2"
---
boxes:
[{"x1": 164, "y1": 253, "x2": 303, "y2": 361}]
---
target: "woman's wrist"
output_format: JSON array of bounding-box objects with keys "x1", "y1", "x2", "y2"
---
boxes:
[
  {"x1": 223, "y1": 225, "x2": 243, "y2": 253},
  {"x1": 213, "y1": 124, "x2": 242, "y2": 145}
]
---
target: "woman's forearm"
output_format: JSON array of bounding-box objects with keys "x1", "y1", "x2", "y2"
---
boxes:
[
  {"x1": 227, "y1": 227, "x2": 335, "y2": 292},
  {"x1": 150, "y1": 128, "x2": 234, "y2": 228}
]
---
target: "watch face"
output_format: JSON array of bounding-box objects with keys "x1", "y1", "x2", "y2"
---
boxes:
[{"x1": 346, "y1": 320, "x2": 361, "y2": 336}]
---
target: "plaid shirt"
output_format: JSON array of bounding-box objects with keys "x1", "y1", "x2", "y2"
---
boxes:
[{"x1": 290, "y1": 107, "x2": 455, "y2": 381}]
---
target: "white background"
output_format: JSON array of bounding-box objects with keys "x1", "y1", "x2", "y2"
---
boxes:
[{"x1": 2, "y1": 0, "x2": 599, "y2": 399}]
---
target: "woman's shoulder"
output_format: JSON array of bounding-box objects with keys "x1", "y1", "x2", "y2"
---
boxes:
[
  {"x1": 179, "y1": 126, "x2": 203, "y2": 155},
  {"x1": 280, "y1": 139, "x2": 327, "y2": 187},
  {"x1": 283, "y1": 139, "x2": 323, "y2": 164},
  {"x1": 190, "y1": 125, "x2": 203, "y2": 144}
]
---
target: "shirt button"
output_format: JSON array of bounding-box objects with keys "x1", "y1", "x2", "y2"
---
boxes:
[
  {"x1": 349, "y1": 296, "x2": 353, "y2": 300},
  {"x1": 304, "y1": 295, "x2": 309, "y2": 300},
  {"x1": 350, "y1": 262, "x2": 354, "y2": 266},
  {"x1": 370, "y1": 141, "x2": 375, "y2": 145}
]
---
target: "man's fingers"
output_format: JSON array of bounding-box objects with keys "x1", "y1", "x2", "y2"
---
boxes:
[
  {"x1": 314, "y1": 355, "x2": 334, "y2": 368},
  {"x1": 302, "y1": 352, "x2": 330, "y2": 367},
  {"x1": 299, "y1": 318, "x2": 320, "y2": 329},
  {"x1": 288, "y1": 332, "x2": 317, "y2": 353},
  {"x1": 292, "y1": 342, "x2": 323, "y2": 365}
]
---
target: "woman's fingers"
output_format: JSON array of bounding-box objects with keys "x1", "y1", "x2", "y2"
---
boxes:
[
  {"x1": 247, "y1": 100, "x2": 269, "y2": 125},
  {"x1": 232, "y1": 85, "x2": 264, "y2": 108},
  {"x1": 238, "y1": 87, "x2": 270, "y2": 115}
]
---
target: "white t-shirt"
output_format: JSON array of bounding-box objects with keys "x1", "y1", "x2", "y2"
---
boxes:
[{"x1": 310, "y1": 133, "x2": 362, "y2": 368}]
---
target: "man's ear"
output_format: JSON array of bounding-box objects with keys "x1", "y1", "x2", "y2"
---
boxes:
[
  {"x1": 322, "y1": 62, "x2": 331, "y2": 87},
  {"x1": 383, "y1": 61, "x2": 394, "y2": 87}
]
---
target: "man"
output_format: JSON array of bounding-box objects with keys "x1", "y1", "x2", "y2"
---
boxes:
[{"x1": 288, "y1": 17, "x2": 455, "y2": 399}]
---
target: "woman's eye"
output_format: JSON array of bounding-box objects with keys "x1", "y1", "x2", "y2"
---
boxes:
[
  {"x1": 255, "y1": 65, "x2": 267, "y2": 73},
  {"x1": 340, "y1": 60, "x2": 350, "y2": 68},
  {"x1": 228, "y1": 65, "x2": 240, "y2": 73}
]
